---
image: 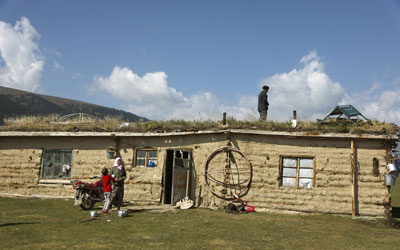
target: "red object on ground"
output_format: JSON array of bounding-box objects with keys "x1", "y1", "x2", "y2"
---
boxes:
[{"x1": 235, "y1": 194, "x2": 255, "y2": 212}]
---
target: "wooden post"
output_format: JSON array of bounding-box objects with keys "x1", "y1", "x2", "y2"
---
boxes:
[
  {"x1": 293, "y1": 110, "x2": 297, "y2": 120},
  {"x1": 223, "y1": 148, "x2": 231, "y2": 199},
  {"x1": 222, "y1": 112, "x2": 227, "y2": 125},
  {"x1": 351, "y1": 140, "x2": 358, "y2": 216}
]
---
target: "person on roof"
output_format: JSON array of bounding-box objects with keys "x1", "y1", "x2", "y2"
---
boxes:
[{"x1": 258, "y1": 85, "x2": 269, "y2": 121}]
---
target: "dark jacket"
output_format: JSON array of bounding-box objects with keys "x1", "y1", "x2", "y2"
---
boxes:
[
  {"x1": 110, "y1": 166, "x2": 126, "y2": 187},
  {"x1": 258, "y1": 91, "x2": 269, "y2": 112}
]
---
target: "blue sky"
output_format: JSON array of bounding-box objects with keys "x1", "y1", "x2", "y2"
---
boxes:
[{"x1": 1, "y1": 0, "x2": 400, "y2": 122}]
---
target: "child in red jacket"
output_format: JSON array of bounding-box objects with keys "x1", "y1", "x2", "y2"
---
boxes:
[{"x1": 102, "y1": 167, "x2": 115, "y2": 213}]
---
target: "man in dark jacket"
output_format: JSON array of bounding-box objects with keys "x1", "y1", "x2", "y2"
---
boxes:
[{"x1": 258, "y1": 85, "x2": 269, "y2": 121}]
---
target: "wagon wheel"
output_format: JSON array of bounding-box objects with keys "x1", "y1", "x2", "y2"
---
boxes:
[{"x1": 205, "y1": 146, "x2": 252, "y2": 201}]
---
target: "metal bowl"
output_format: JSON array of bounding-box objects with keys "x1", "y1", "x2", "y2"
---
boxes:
[
  {"x1": 117, "y1": 209, "x2": 128, "y2": 217},
  {"x1": 90, "y1": 211, "x2": 99, "y2": 217},
  {"x1": 387, "y1": 163, "x2": 398, "y2": 175}
]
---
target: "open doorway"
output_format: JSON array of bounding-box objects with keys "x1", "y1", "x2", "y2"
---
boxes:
[{"x1": 164, "y1": 149, "x2": 192, "y2": 205}]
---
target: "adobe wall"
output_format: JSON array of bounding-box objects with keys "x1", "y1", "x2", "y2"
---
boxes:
[
  {"x1": 0, "y1": 134, "x2": 227, "y2": 205},
  {"x1": 198, "y1": 134, "x2": 391, "y2": 216},
  {"x1": 0, "y1": 133, "x2": 394, "y2": 216}
]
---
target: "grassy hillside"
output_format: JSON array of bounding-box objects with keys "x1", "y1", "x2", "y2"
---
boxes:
[{"x1": 0, "y1": 86, "x2": 146, "y2": 124}]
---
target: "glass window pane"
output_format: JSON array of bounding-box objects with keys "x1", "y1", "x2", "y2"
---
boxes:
[
  {"x1": 137, "y1": 159, "x2": 145, "y2": 166},
  {"x1": 41, "y1": 150, "x2": 72, "y2": 179},
  {"x1": 283, "y1": 167, "x2": 297, "y2": 177},
  {"x1": 137, "y1": 150, "x2": 146, "y2": 158},
  {"x1": 182, "y1": 159, "x2": 190, "y2": 169},
  {"x1": 175, "y1": 158, "x2": 184, "y2": 168},
  {"x1": 62, "y1": 151, "x2": 72, "y2": 165},
  {"x1": 42, "y1": 164, "x2": 53, "y2": 178},
  {"x1": 299, "y1": 168, "x2": 313, "y2": 177},
  {"x1": 299, "y1": 178, "x2": 313, "y2": 188},
  {"x1": 283, "y1": 158, "x2": 297, "y2": 167},
  {"x1": 148, "y1": 151, "x2": 157, "y2": 158},
  {"x1": 300, "y1": 159, "x2": 313, "y2": 167},
  {"x1": 54, "y1": 164, "x2": 63, "y2": 178},
  {"x1": 282, "y1": 177, "x2": 296, "y2": 186}
]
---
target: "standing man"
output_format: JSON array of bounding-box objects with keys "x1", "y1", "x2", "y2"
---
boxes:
[{"x1": 258, "y1": 85, "x2": 269, "y2": 121}]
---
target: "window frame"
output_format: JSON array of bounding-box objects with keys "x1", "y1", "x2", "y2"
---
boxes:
[
  {"x1": 134, "y1": 149, "x2": 158, "y2": 168},
  {"x1": 40, "y1": 149, "x2": 73, "y2": 179},
  {"x1": 279, "y1": 155, "x2": 316, "y2": 188}
]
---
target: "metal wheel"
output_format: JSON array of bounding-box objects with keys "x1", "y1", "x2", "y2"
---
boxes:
[
  {"x1": 205, "y1": 146, "x2": 252, "y2": 200},
  {"x1": 79, "y1": 192, "x2": 95, "y2": 210}
]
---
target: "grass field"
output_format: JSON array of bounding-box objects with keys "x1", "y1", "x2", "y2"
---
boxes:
[
  {"x1": 391, "y1": 183, "x2": 400, "y2": 207},
  {"x1": 1, "y1": 197, "x2": 400, "y2": 250}
]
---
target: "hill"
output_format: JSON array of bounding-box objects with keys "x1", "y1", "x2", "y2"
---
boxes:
[{"x1": 0, "y1": 86, "x2": 146, "y2": 124}]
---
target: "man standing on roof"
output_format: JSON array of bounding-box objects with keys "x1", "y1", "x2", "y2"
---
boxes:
[{"x1": 258, "y1": 85, "x2": 269, "y2": 121}]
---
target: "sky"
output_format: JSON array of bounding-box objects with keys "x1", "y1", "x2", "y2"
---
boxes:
[{"x1": 1, "y1": 0, "x2": 400, "y2": 123}]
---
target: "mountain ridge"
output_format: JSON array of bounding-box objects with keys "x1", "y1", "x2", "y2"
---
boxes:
[{"x1": 0, "y1": 86, "x2": 146, "y2": 124}]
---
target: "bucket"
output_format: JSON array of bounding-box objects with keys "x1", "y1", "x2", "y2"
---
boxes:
[
  {"x1": 387, "y1": 163, "x2": 398, "y2": 175},
  {"x1": 106, "y1": 151, "x2": 115, "y2": 159},
  {"x1": 90, "y1": 211, "x2": 99, "y2": 217},
  {"x1": 117, "y1": 209, "x2": 128, "y2": 217},
  {"x1": 384, "y1": 174, "x2": 396, "y2": 186}
]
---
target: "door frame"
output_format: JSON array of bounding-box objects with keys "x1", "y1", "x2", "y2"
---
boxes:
[{"x1": 162, "y1": 148, "x2": 193, "y2": 205}]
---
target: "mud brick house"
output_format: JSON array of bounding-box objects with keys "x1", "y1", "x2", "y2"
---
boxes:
[{"x1": 0, "y1": 129, "x2": 397, "y2": 216}]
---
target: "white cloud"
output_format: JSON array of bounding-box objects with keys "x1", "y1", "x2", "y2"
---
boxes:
[
  {"x1": 341, "y1": 84, "x2": 400, "y2": 123},
  {"x1": 0, "y1": 17, "x2": 44, "y2": 92},
  {"x1": 260, "y1": 50, "x2": 400, "y2": 124},
  {"x1": 92, "y1": 66, "x2": 224, "y2": 120},
  {"x1": 52, "y1": 61, "x2": 64, "y2": 72},
  {"x1": 92, "y1": 51, "x2": 400, "y2": 124},
  {"x1": 44, "y1": 48, "x2": 61, "y2": 57},
  {"x1": 259, "y1": 50, "x2": 345, "y2": 121},
  {"x1": 91, "y1": 52, "x2": 346, "y2": 122}
]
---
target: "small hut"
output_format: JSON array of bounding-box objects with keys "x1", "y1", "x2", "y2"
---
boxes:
[{"x1": 321, "y1": 105, "x2": 368, "y2": 123}]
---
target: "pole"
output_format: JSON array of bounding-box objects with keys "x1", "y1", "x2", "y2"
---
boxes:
[
  {"x1": 222, "y1": 112, "x2": 227, "y2": 125},
  {"x1": 351, "y1": 140, "x2": 358, "y2": 216}
]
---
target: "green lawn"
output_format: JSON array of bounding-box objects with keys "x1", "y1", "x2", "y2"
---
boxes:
[
  {"x1": 1, "y1": 197, "x2": 400, "y2": 250},
  {"x1": 391, "y1": 184, "x2": 400, "y2": 207}
]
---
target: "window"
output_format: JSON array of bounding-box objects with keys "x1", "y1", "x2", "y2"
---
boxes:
[
  {"x1": 135, "y1": 150, "x2": 157, "y2": 167},
  {"x1": 174, "y1": 150, "x2": 191, "y2": 169},
  {"x1": 280, "y1": 156, "x2": 315, "y2": 188},
  {"x1": 41, "y1": 149, "x2": 72, "y2": 179}
]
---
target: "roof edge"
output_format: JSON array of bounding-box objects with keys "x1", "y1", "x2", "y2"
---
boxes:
[{"x1": 0, "y1": 129, "x2": 397, "y2": 140}]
